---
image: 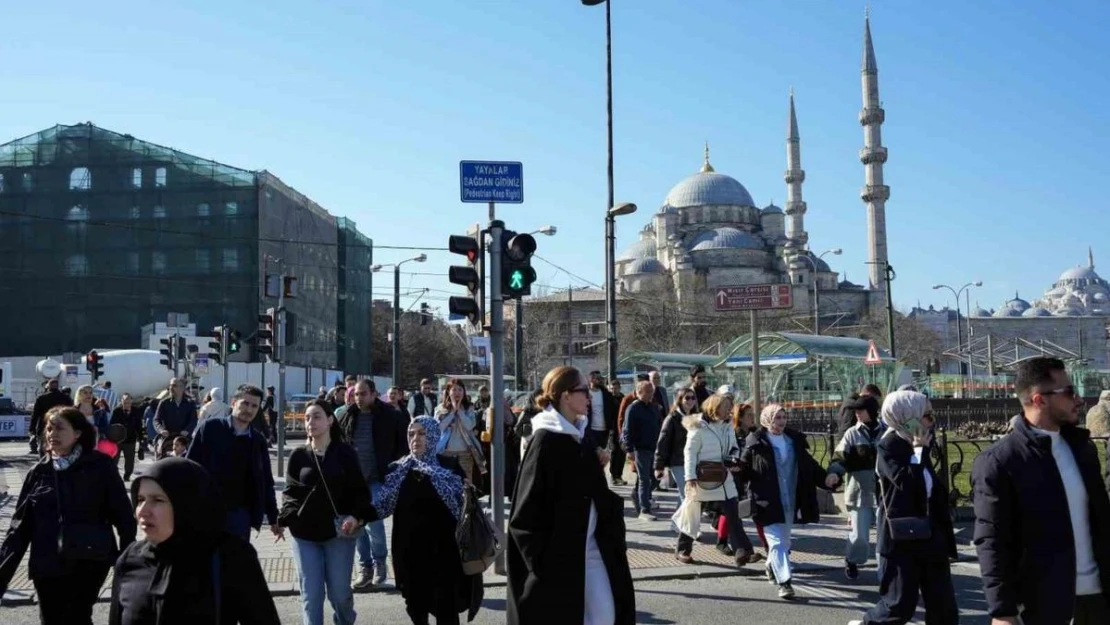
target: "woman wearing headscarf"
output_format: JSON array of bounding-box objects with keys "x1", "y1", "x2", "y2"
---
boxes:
[
  {"x1": 280, "y1": 400, "x2": 377, "y2": 625},
  {"x1": 0, "y1": 406, "x2": 136, "y2": 625},
  {"x1": 739, "y1": 403, "x2": 833, "y2": 600},
  {"x1": 197, "y1": 387, "x2": 230, "y2": 424},
  {"x1": 108, "y1": 457, "x2": 280, "y2": 625},
  {"x1": 507, "y1": 366, "x2": 635, "y2": 625},
  {"x1": 374, "y1": 415, "x2": 481, "y2": 625},
  {"x1": 826, "y1": 394, "x2": 885, "y2": 581},
  {"x1": 713, "y1": 402, "x2": 765, "y2": 562},
  {"x1": 654, "y1": 386, "x2": 697, "y2": 508},
  {"x1": 848, "y1": 390, "x2": 958, "y2": 625}
]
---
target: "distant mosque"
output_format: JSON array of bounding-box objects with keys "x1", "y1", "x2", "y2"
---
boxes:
[
  {"x1": 613, "y1": 14, "x2": 889, "y2": 325},
  {"x1": 974, "y1": 249, "x2": 1110, "y2": 318}
]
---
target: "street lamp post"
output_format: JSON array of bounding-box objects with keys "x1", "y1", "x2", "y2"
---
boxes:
[
  {"x1": 372, "y1": 253, "x2": 427, "y2": 386},
  {"x1": 606, "y1": 203, "x2": 637, "y2": 382},
  {"x1": 932, "y1": 280, "x2": 983, "y2": 397},
  {"x1": 516, "y1": 226, "x2": 557, "y2": 391}
]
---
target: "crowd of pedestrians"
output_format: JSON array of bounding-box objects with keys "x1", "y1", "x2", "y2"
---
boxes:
[{"x1": 4, "y1": 356, "x2": 1110, "y2": 623}]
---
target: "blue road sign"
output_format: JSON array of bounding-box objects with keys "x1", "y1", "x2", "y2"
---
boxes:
[{"x1": 460, "y1": 161, "x2": 523, "y2": 204}]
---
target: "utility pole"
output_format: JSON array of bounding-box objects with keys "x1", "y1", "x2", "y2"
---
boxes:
[
  {"x1": 514, "y1": 298, "x2": 524, "y2": 391},
  {"x1": 884, "y1": 264, "x2": 897, "y2": 359},
  {"x1": 277, "y1": 272, "x2": 287, "y2": 477},
  {"x1": 392, "y1": 264, "x2": 401, "y2": 385},
  {"x1": 487, "y1": 215, "x2": 507, "y2": 575}
]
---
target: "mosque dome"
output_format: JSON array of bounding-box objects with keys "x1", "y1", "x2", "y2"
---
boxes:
[
  {"x1": 617, "y1": 237, "x2": 656, "y2": 262},
  {"x1": 663, "y1": 146, "x2": 755, "y2": 209},
  {"x1": 971, "y1": 305, "x2": 993, "y2": 318},
  {"x1": 1055, "y1": 307, "x2": 1082, "y2": 316},
  {"x1": 689, "y1": 227, "x2": 764, "y2": 252},
  {"x1": 1058, "y1": 266, "x2": 1101, "y2": 283},
  {"x1": 1022, "y1": 307, "x2": 1052, "y2": 317},
  {"x1": 761, "y1": 203, "x2": 784, "y2": 215},
  {"x1": 657, "y1": 204, "x2": 678, "y2": 215},
  {"x1": 624, "y1": 258, "x2": 667, "y2": 275}
]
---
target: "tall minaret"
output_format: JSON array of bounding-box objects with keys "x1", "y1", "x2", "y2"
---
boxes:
[
  {"x1": 860, "y1": 8, "x2": 890, "y2": 293},
  {"x1": 784, "y1": 88, "x2": 809, "y2": 283}
]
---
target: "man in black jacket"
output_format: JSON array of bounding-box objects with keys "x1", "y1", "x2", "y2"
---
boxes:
[
  {"x1": 29, "y1": 378, "x2": 71, "y2": 454},
  {"x1": 586, "y1": 371, "x2": 620, "y2": 481},
  {"x1": 407, "y1": 378, "x2": 438, "y2": 418},
  {"x1": 689, "y1": 365, "x2": 710, "y2": 409},
  {"x1": 154, "y1": 378, "x2": 198, "y2": 459},
  {"x1": 186, "y1": 385, "x2": 283, "y2": 543},
  {"x1": 110, "y1": 393, "x2": 145, "y2": 480},
  {"x1": 971, "y1": 357, "x2": 1110, "y2": 624},
  {"x1": 340, "y1": 379, "x2": 408, "y2": 590},
  {"x1": 624, "y1": 380, "x2": 662, "y2": 521}
]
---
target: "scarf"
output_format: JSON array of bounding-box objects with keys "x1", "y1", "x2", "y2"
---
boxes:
[
  {"x1": 760, "y1": 403, "x2": 785, "y2": 429},
  {"x1": 52, "y1": 445, "x2": 82, "y2": 472},
  {"x1": 880, "y1": 390, "x2": 931, "y2": 442},
  {"x1": 375, "y1": 416, "x2": 465, "y2": 520}
]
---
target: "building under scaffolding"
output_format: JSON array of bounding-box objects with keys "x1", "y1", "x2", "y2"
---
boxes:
[{"x1": 0, "y1": 122, "x2": 374, "y2": 372}]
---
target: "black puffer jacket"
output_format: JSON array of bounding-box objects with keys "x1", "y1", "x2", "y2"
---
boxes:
[
  {"x1": 0, "y1": 449, "x2": 136, "y2": 590},
  {"x1": 654, "y1": 410, "x2": 689, "y2": 471},
  {"x1": 279, "y1": 442, "x2": 378, "y2": 542}
]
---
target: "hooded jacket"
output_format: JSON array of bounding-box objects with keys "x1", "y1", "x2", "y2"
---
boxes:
[
  {"x1": 109, "y1": 458, "x2": 280, "y2": 625},
  {"x1": 197, "y1": 388, "x2": 230, "y2": 424},
  {"x1": 828, "y1": 398, "x2": 885, "y2": 509},
  {"x1": 507, "y1": 407, "x2": 635, "y2": 625}
]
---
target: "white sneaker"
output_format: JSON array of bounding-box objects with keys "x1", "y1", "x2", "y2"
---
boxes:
[
  {"x1": 637, "y1": 512, "x2": 656, "y2": 522},
  {"x1": 848, "y1": 620, "x2": 863, "y2": 625}
]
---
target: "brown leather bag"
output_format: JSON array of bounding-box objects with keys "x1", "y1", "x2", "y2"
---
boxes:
[{"x1": 695, "y1": 461, "x2": 728, "y2": 489}]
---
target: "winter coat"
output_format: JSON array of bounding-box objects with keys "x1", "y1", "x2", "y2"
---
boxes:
[
  {"x1": 111, "y1": 405, "x2": 146, "y2": 444},
  {"x1": 1085, "y1": 392, "x2": 1110, "y2": 436},
  {"x1": 875, "y1": 432, "x2": 956, "y2": 558},
  {"x1": 828, "y1": 421, "x2": 885, "y2": 508},
  {"x1": 197, "y1": 389, "x2": 230, "y2": 424},
  {"x1": 622, "y1": 399, "x2": 662, "y2": 452},
  {"x1": 29, "y1": 389, "x2": 73, "y2": 437},
  {"x1": 185, "y1": 418, "x2": 278, "y2": 531},
  {"x1": 390, "y1": 456, "x2": 483, "y2": 621},
  {"x1": 108, "y1": 458, "x2": 279, "y2": 625},
  {"x1": 654, "y1": 410, "x2": 689, "y2": 470},
  {"x1": 739, "y1": 427, "x2": 830, "y2": 526},
  {"x1": 0, "y1": 449, "x2": 136, "y2": 590},
  {"x1": 279, "y1": 442, "x2": 378, "y2": 543},
  {"x1": 507, "y1": 413, "x2": 635, "y2": 625},
  {"x1": 971, "y1": 416, "x2": 1110, "y2": 624},
  {"x1": 682, "y1": 415, "x2": 739, "y2": 502},
  {"x1": 154, "y1": 397, "x2": 198, "y2": 438},
  {"x1": 338, "y1": 399, "x2": 410, "y2": 481}
]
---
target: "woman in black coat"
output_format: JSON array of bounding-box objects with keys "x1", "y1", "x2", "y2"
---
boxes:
[
  {"x1": 507, "y1": 366, "x2": 635, "y2": 625},
  {"x1": 108, "y1": 458, "x2": 280, "y2": 625},
  {"x1": 0, "y1": 406, "x2": 136, "y2": 625},
  {"x1": 850, "y1": 390, "x2": 958, "y2": 625},
  {"x1": 653, "y1": 387, "x2": 696, "y2": 507}
]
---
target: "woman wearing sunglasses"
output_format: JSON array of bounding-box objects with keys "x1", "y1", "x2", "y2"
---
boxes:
[{"x1": 654, "y1": 388, "x2": 699, "y2": 508}]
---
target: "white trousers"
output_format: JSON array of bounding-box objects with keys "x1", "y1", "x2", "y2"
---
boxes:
[{"x1": 764, "y1": 522, "x2": 794, "y2": 584}]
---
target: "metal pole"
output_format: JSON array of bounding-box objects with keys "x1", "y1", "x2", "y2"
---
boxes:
[
  {"x1": 221, "y1": 325, "x2": 230, "y2": 400},
  {"x1": 488, "y1": 218, "x2": 507, "y2": 575},
  {"x1": 514, "y1": 298, "x2": 524, "y2": 391},
  {"x1": 884, "y1": 264, "x2": 897, "y2": 359},
  {"x1": 813, "y1": 277, "x2": 823, "y2": 392},
  {"x1": 277, "y1": 279, "x2": 286, "y2": 477},
  {"x1": 392, "y1": 264, "x2": 401, "y2": 386},
  {"x1": 604, "y1": 0, "x2": 618, "y2": 386},
  {"x1": 750, "y1": 310, "x2": 762, "y2": 419},
  {"x1": 965, "y1": 288, "x2": 973, "y2": 397}
]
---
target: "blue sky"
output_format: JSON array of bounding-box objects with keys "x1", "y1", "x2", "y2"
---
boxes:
[{"x1": 3, "y1": 0, "x2": 1109, "y2": 316}]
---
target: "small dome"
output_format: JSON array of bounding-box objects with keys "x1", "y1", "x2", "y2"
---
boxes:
[
  {"x1": 664, "y1": 171, "x2": 756, "y2": 209},
  {"x1": 657, "y1": 204, "x2": 678, "y2": 215},
  {"x1": 761, "y1": 203, "x2": 784, "y2": 215},
  {"x1": 688, "y1": 227, "x2": 763, "y2": 252},
  {"x1": 1001, "y1": 293, "x2": 1031, "y2": 312},
  {"x1": 971, "y1": 306, "x2": 993, "y2": 317},
  {"x1": 1095, "y1": 292, "x2": 1108, "y2": 301},
  {"x1": 618, "y1": 237, "x2": 656, "y2": 262},
  {"x1": 1059, "y1": 266, "x2": 1101, "y2": 282},
  {"x1": 994, "y1": 307, "x2": 1022, "y2": 317},
  {"x1": 625, "y1": 258, "x2": 666, "y2": 275},
  {"x1": 839, "y1": 279, "x2": 864, "y2": 290},
  {"x1": 799, "y1": 251, "x2": 831, "y2": 272},
  {"x1": 1055, "y1": 307, "x2": 1082, "y2": 316},
  {"x1": 1022, "y1": 307, "x2": 1052, "y2": 317}
]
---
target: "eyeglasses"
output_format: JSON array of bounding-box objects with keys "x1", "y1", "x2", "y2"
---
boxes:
[
  {"x1": 1039, "y1": 386, "x2": 1076, "y2": 398},
  {"x1": 682, "y1": 396, "x2": 696, "y2": 402},
  {"x1": 569, "y1": 387, "x2": 590, "y2": 396}
]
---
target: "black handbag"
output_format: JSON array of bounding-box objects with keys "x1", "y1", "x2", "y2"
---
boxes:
[
  {"x1": 879, "y1": 469, "x2": 932, "y2": 542},
  {"x1": 456, "y1": 484, "x2": 500, "y2": 575}
]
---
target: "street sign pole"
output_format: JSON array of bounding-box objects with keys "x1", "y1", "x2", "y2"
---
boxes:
[
  {"x1": 277, "y1": 277, "x2": 287, "y2": 477},
  {"x1": 221, "y1": 324, "x2": 230, "y2": 402},
  {"x1": 750, "y1": 310, "x2": 761, "y2": 419},
  {"x1": 488, "y1": 217, "x2": 507, "y2": 575}
]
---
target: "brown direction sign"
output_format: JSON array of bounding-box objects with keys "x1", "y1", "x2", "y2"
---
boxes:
[{"x1": 713, "y1": 284, "x2": 794, "y2": 312}]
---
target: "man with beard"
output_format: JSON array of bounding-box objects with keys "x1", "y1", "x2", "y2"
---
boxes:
[
  {"x1": 690, "y1": 365, "x2": 710, "y2": 409},
  {"x1": 29, "y1": 378, "x2": 72, "y2": 454},
  {"x1": 971, "y1": 357, "x2": 1110, "y2": 624},
  {"x1": 586, "y1": 371, "x2": 621, "y2": 485},
  {"x1": 187, "y1": 384, "x2": 284, "y2": 543},
  {"x1": 407, "y1": 378, "x2": 439, "y2": 418}
]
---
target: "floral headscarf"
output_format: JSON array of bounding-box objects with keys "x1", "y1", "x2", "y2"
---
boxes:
[
  {"x1": 374, "y1": 416, "x2": 465, "y2": 520},
  {"x1": 881, "y1": 390, "x2": 931, "y2": 442},
  {"x1": 760, "y1": 403, "x2": 785, "y2": 429}
]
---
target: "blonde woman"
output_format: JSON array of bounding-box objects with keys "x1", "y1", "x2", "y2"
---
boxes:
[
  {"x1": 676, "y1": 392, "x2": 754, "y2": 566},
  {"x1": 739, "y1": 403, "x2": 833, "y2": 599}
]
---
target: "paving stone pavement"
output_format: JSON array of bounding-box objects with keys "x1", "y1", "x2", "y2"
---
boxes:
[{"x1": 0, "y1": 440, "x2": 975, "y2": 605}]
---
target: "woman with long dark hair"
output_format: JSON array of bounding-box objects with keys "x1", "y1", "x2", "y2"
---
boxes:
[
  {"x1": 507, "y1": 366, "x2": 635, "y2": 625},
  {"x1": 654, "y1": 386, "x2": 698, "y2": 508},
  {"x1": 375, "y1": 415, "x2": 482, "y2": 625},
  {"x1": 109, "y1": 457, "x2": 280, "y2": 625},
  {"x1": 281, "y1": 400, "x2": 377, "y2": 625},
  {"x1": 0, "y1": 406, "x2": 136, "y2": 625},
  {"x1": 434, "y1": 378, "x2": 485, "y2": 485}
]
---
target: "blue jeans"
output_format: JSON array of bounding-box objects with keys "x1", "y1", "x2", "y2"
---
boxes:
[
  {"x1": 226, "y1": 507, "x2": 252, "y2": 542},
  {"x1": 669, "y1": 465, "x2": 686, "y2": 506},
  {"x1": 846, "y1": 505, "x2": 876, "y2": 565},
  {"x1": 292, "y1": 535, "x2": 358, "y2": 625},
  {"x1": 632, "y1": 450, "x2": 654, "y2": 514},
  {"x1": 357, "y1": 482, "x2": 387, "y2": 569}
]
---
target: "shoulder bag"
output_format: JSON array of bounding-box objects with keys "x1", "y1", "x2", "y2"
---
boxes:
[
  {"x1": 878, "y1": 467, "x2": 932, "y2": 541},
  {"x1": 695, "y1": 423, "x2": 730, "y2": 490},
  {"x1": 456, "y1": 484, "x2": 500, "y2": 575},
  {"x1": 309, "y1": 447, "x2": 358, "y2": 540}
]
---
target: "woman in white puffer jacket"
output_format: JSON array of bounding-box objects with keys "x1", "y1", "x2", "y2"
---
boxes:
[{"x1": 675, "y1": 392, "x2": 754, "y2": 567}]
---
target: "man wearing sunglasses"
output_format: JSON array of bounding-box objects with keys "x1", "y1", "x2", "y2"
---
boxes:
[{"x1": 972, "y1": 357, "x2": 1110, "y2": 625}]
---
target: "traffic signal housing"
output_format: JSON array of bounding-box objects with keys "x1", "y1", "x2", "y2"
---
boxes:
[
  {"x1": 209, "y1": 326, "x2": 228, "y2": 366},
  {"x1": 420, "y1": 302, "x2": 430, "y2": 326},
  {"x1": 85, "y1": 350, "x2": 104, "y2": 382},
  {"x1": 258, "y1": 308, "x2": 276, "y2": 359},
  {"x1": 501, "y1": 231, "x2": 537, "y2": 299},
  {"x1": 228, "y1": 330, "x2": 241, "y2": 354},
  {"x1": 158, "y1": 337, "x2": 175, "y2": 370},
  {"x1": 448, "y1": 234, "x2": 482, "y2": 325}
]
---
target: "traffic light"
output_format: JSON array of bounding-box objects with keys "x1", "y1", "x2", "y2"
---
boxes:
[
  {"x1": 501, "y1": 231, "x2": 537, "y2": 298},
  {"x1": 228, "y1": 330, "x2": 241, "y2": 354},
  {"x1": 85, "y1": 350, "x2": 103, "y2": 382},
  {"x1": 420, "y1": 302, "x2": 429, "y2": 326},
  {"x1": 209, "y1": 326, "x2": 228, "y2": 366},
  {"x1": 258, "y1": 308, "x2": 276, "y2": 359},
  {"x1": 158, "y1": 336, "x2": 176, "y2": 370},
  {"x1": 448, "y1": 234, "x2": 482, "y2": 325}
]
